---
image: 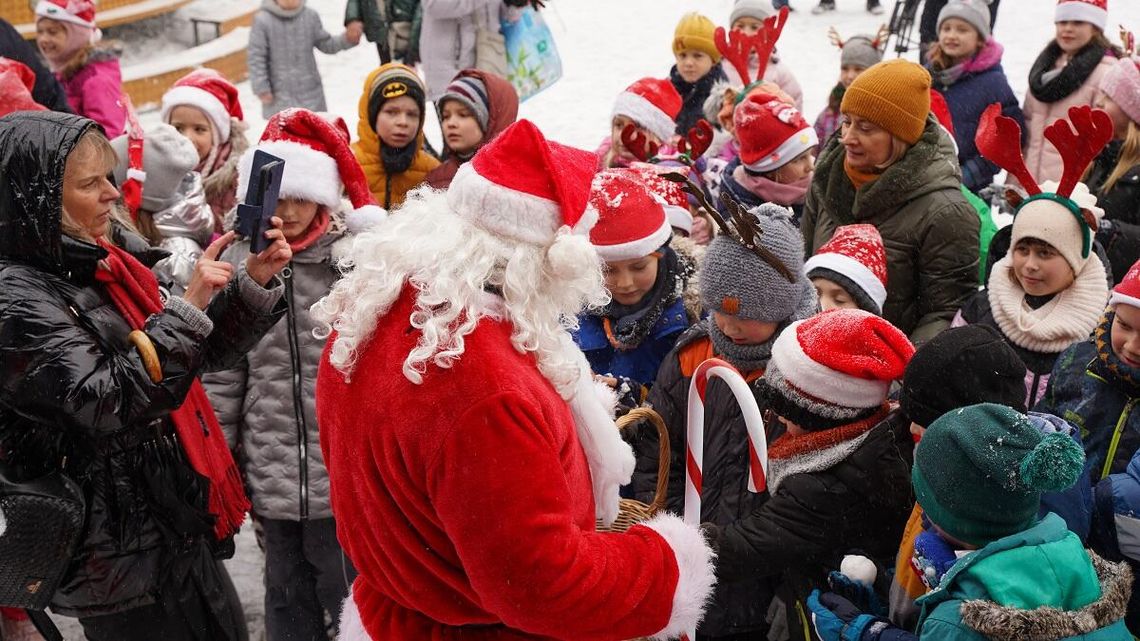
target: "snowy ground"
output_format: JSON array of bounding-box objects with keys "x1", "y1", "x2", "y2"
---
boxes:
[{"x1": 43, "y1": 0, "x2": 1140, "y2": 639}]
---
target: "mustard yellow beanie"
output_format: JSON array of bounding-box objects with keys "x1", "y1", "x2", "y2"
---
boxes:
[
  {"x1": 673, "y1": 12, "x2": 722, "y2": 63},
  {"x1": 840, "y1": 59, "x2": 931, "y2": 145}
]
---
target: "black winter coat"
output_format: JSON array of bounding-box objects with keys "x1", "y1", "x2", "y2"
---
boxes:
[
  {"x1": 0, "y1": 17, "x2": 72, "y2": 112},
  {"x1": 0, "y1": 112, "x2": 284, "y2": 617},
  {"x1": 1086, "y1": 140, "x2": 1140, "y2": 276}
]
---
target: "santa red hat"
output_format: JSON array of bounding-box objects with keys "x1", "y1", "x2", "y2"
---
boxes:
[
  {"x1": 0, "y1": 59, "x2": 47, "y2": 117},
  {"x1": 161, "y1": 69, "x2": 244, "y2": 144},
  {"x1": 447, "y1": 119, "x2": 600, "y2": 247},
  {"x1": 804, "y1": 224, "x2": 888, "y2": 315},
  {"x1": 735, "y1": 93, "x2": 818, "y2": 173},
  {"x1": 627, "y1": 162, "x2": 692, "y2": 234},
  {"x1": 1055, "y1": 0, "x2": 1108, "y2": 31},
  {"x1": 35, "y1": 0, "x2": 95, "y2": 29},
  {"x1": 237, "y1": 108, "x2": 384, "y2": 232},
  {"x1": 1111, "y1": 258, "x2": 1140, "y2": 309},
  {"x1": 761, "y1": 309, "x2": 914, "y2": 430},
  {"x1": 612, "y1": 78, "x2": 683, "y2": 142},
  {"x1": 587, "y1": 171, "x2": 673, "y2": 262}
]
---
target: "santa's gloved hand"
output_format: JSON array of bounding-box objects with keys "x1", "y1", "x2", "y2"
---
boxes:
[{"x1": 807, "y1": 590, "x2": 883, "y2": 641}]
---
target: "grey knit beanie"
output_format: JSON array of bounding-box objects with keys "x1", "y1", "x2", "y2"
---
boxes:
[
  {"x1": 937, "y1": 0, "x2": 992, "y2": 40},
  {"x1": 111, "y1": 123, "x2": 198, "y2": 213},
  {"x1": 700, "y1": 203, "x2": 804, "y2": 322},
  {"x1": 729, "y1": 0, "x2": 772, "y2": 27},
  {"x1": 437, "y1": 74, "x2": 491, "y2": 132},
  {"x1": 841, "y1": 35, "x2": 884, "y2": 70}
]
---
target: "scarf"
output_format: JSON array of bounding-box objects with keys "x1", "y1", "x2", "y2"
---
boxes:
[
  {"x1": 1028, "y1": 42, "x2": 1108, "y2": 104},
  {"x1": 590, "y1": 245, "x2": 691, "y2": 350},
  {"x1": 987, "y1": 253, "x2": 1108, "y2": 353},
  {"x1": 732, "y1": 165, "x2": 811, "y2": 206},
  {"x1": 94, "y1": 239, "x2": 249, "y2": 540},
  {"x1": 706, "y1": 316, "x2": 783, "y2": 372},
  {"x1": 1096, "y1": 311, "x2": 1140, "y2": 394},
  {"x1": 287, "y1": 208, "x2": 331, "y2": 253},
  {"x1": 844, "y1": 158, "x2": 881, "y2": 191},
  {"x1": 671, "y1": 64, "x2": 725, "y2": 131},
  {"x1": 381, "y1": 140, "x2": 417, "y2": 175},
  {"x1": 766, "y1": 404, "x2": 888, "y2": 491}
]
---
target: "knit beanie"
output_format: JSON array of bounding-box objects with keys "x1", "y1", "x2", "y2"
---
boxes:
[
  {"x1": 368, "y1": 63, "x2": 427, "y2": 133},
  {"x1": 1055, "y1": 0, "x2": 1108, "y2": 32},
  {"x1": 1100, "y1": 57, "x2": 1140, "y2": 126},
  {"x1": 700, "y1": 203, "x2": 804, "y2": 322},
  {"x1": 673, "y1": 12, "x2": 722, "y2": 63},
  {"x1": 841, "y1": 59, "x2": 932, "y2": 145},
  {"x1": 899, "y1": 324, "x2": 1027, "y2": 428},
  {"x1": 1110, "y1": 258, "x2": 1140, "y2": 308},
  {"x1": 937, "y1": 0, "x2": 993, "y2": 40},
  {"x1": 841, "y1": 35, "x2": 885, "y2": 70},
  {"x1": 804, "y1": 224, "x2": 888, "y2": 315},
  {"x1": 1011, "y1": 180, "x2": 1104, "y2": 274},
  {"x1": 437, "y1": 72, "x2": 491, "y2": 133},
  {"x1": 734, "y1": 93, "x2": 818, "y2": 173},
  {"x1": 913, "y1": 403, "x2": 1086, "y2": 546},
  {"x1": 760, "y1": 309, "x2": 914, "y2": 431},
  {"x1": 729, "y1": 0, "x2": 772, "y2": 26},
  {"x1": 111, "y1": 124, "x2": 198, "y2": 213}
]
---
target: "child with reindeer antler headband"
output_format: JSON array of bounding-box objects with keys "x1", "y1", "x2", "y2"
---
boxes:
[
  {"x1": 719, "y1": 0, "x2": 804, "y2": 110},
  {"x1": 814, "y1": 25, "x2": 888, "y2": 155},
  {"x1": 955, "y1": 104, "x2": 1113, "y2": 409}
]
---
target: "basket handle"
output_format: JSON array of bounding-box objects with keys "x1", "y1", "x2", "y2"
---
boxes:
[
  {"x1": 615, "y1": 407, "x2": 670, "y2": 516},
  {"x1": 128, "y1": 330, "x2": 163, "y2": 383}
]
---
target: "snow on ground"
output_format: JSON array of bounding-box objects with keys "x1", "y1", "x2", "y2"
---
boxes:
[{"x1": 45, "y1": 1, "x2": 1140, "y2": 639}]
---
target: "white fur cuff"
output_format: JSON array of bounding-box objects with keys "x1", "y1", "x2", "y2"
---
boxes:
[
  {"x1": 638, "y1": 513, "x2": 717, "y2": 640},
  {"x1": 337, "y1": 588, "x2": 371, "y2": 641}
]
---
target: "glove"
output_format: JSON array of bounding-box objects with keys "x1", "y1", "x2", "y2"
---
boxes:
[
  {"x1": 911, "y1": 529, "x2": 959, "y2": 589},
  {"x1": 827, "y1": 571, "x2": 885, "y2": 617},
  {"x1": 806, "y1": 590, "x2": 881, "y2": 641}
]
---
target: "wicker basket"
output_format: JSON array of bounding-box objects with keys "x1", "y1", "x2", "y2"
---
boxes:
[{"x1": 595, "y1": 407, "x2": 669, "y2": 533}]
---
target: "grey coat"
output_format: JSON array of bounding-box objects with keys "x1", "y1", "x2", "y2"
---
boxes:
[
  {"x1": 419, "y1": 0, "x2": 502, "y2": 101},
  {"x1": 203, "y1": 216, "x2": 351, "y2": 521},
  {"x1": 247, "y1": 0, "x2": 355, "y2": 119}
]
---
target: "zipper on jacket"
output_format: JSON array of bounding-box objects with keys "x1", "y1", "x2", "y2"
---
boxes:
[
  {"x1": 1101, "y1": 396, "x2": 1140, "y2": 481},
  {"x1": 282, "y1": 264, "x2": 310, "y2": 519}
]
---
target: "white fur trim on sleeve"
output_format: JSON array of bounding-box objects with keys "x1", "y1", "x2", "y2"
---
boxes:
[
  {"x1": 336, "y1": 588, "x2": 372, "y2": 641},
  {"x1": 346, "y1": 204, "x2": 388, "y2": 233},
  {"x1": 236, "y1": 141, "x2": 341, "y2": 209},
  {"x1": 637, "y1": 513, "x2": 717, "y2": 641},
  {"x1": 594, "y1": 219, "x2": 674, "y2": 262},
  {"x1": 612, "y1": 92, "x2": 677, "y2": 142}
]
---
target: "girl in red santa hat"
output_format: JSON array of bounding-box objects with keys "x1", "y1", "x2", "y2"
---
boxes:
[{"x1": 599, "y1": 77, "x2": 682, "y2": 168}]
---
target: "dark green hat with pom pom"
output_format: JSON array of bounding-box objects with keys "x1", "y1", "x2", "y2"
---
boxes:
[{"x1": 912, "y1": 403, "x2": 1085, "y2": 547}]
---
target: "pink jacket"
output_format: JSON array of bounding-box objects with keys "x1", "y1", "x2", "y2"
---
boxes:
[{"x1": 59, "y1": 55, "x2": 126, "y2": 139}]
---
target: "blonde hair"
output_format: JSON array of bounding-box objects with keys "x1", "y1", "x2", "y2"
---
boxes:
[
  {"x1": 1103, "y1": 121, "x2": 1140, "y2": 194},
  {"x1": 60, "y1": 129, "x2": 130, "y2": 241},
  {"x1": 875, "y1": 137, "x2": 911, "y2": 171}
]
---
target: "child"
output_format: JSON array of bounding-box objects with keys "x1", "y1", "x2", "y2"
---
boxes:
[
  {"x1": 573, "y1": 171, "x2": 694, "y2": 409},
  {"x1": 719, "y1": 92, "x2": 817, "y2": 223},
  {"x1": 110, "y1": 124, "x2": 214, "y2": 296},
  {"x1": 425, "y1": 69, "x2": 520, "y2": 189},
  {"x1": 1021, "y1": 0, "x2": 1119, "y2": 183},
  {"x1": 248, "y1": 0, "x2": 361, "y2": 119},
  {"x1": 34, "y1": 0, "x2": 125, "y2": 137},
  {"x1": 926, "y1": 0, "x2": 1024, "y2": 194},
  {"x1": 815, "y1": 28, "x2": 886, "y2": 152},
  {"x1": 1087, "y1": 57, "x2": 1140, "y2": 273},
  {"x1": 352, "y1": 63, "x2": 439, "y2": 210},
  {"x1": 631, "y1": 203, "x2": 815, "y2": 640},
  {"x1": 161, "y1": 69, "x2": 249, "y2": 229},
  {"x1": 671, "y1": 12, "x2": 728, "y2": 135},
  {"x1": 599, "y1": 77, "x2": 682, "y2": 169},
  {"x1": 706, "y1": 308, "x2": 915, "y2": 641},
  {"x1": 720, "y1": 0, "x2": 804, "y2": 110},
  {"x1": 203, "y1": 109, "x2": 382, "y2": 641},
  {"x1": 805, "y1": 224, "x2": 888, "y2": 314}
]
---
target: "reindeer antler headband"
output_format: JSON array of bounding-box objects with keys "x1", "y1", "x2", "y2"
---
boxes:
[
  {"x1": 716, "y1": 6, "x2": 790, "y2": 89},
  {"x1": 619, "y1": 119, "x2": 713, "y2": 166}
]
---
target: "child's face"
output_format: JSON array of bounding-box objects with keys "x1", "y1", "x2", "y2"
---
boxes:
[
  {"x1": 275, "y1": 0, "x2": 303, "y2": 10},
  {"x1": 604, "y1": 254, "x2": 659, "y2": 306},
  {"x1": 731, "y1": 16, "x2": 765, "y2": 37},
  {"x1": 1096, "y1": 94, "x2": 1133, "y2": 140},
  {"x1": 938, "y1": 18, "x2": 982, "y2": 61},
  {"x1": 1010, "y1": 238, "x2": 1075, "y2": 296},
  {"x1": 609, "y1": 116, "x2": 661, "y2": 165},
  {"x1": 839, "y1": 65, "x2": 866, "y2": 88},
  {"x1": 276, "y1": 198, "x2": 320, "y2": 241},
  {"x1": 675, "y1": 50, "x2": 715, "y2": 84},
  {"x1": 374, "y1": 95, "x2": 421, "y2": 149},
  {"x1": 1112, "y1": 303, "x2": 1140, "y2": 368},
  {"x1": 168, "y1": 106, "x2": 214, "y2": 162},
  {"x1": 713, "y1": 311, "x2": 779, "y2": 345},
  {"x1": 440, "y1": 100, "x2": 484, "y2": 156},
  {"x1": 770, "y1": 150, "x2": 814, "y2": 184},
  {"x1": 36, "y1": 19, "x2": 69, "y2": 60},
  {"x1": 1055, "y1": 21, "x2": 1096, "y2": 56},
  {"x1": 812, "y1": 277, "x2": 859, "y2": 312},
  {"x1": 840, "y1": 114, "x2": 894, "y2": 172}
]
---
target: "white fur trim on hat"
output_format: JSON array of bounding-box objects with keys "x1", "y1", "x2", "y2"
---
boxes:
[
  {"x1": 594, "y1": 219, "x2": 674, "y2": 262},
  {"x1": 1110, "y1": 292, "x2": 1140, "y2": 309},
  {"x1": 612, "y1": 92, "x2": 677, "y2": 143},
  {"x1": 161, "y1": 85, "x2": 231, "y2": 142},
  {"x1": 637, "y1": 513, "x2": 716, "y2": 641},
  {"x1": 742, "y1": 126, "x2": 818, "y2": 173},
  {"x1": 771, "y1": 321, "x2": 892, "y2": 408},
  {"x1": 448, "y1": 162, "x2": 567, "y2": 247},
  {"x1": 236, "y1": 140, "x2": 341, "y2": 209},
  {"x1": 346, "y1": 204, "x2": 388, "y2": 233},
  {"x1": 35, "y1": 1, "x2": 94, "y2": 29},
  {"x1": 665, "y1": 205, "x2": 693, "y2": 234},
  {"x1": 336, "y1": 589, "x2": 370, "y2": 641},
  {"x1": 1055, "y1": 2, "x2": 1107, "y2": 31},
  {"x1": 804, "y1": 252, "x2": 888, "y2": 310}
]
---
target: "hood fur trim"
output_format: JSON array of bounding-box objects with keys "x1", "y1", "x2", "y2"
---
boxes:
[{"x1": 959, "y1": 553, "x2": 1132, "y2": 641}]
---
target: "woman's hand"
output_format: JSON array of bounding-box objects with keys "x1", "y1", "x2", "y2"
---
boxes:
[
  {"x1": 246, "y1": 216, "x2": 292, "y2": 286},
  {"x1": 183, "y1": 232, "x2": 236, "y2": 310}
]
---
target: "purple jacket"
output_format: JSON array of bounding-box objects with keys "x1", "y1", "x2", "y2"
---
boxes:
[{"x1": 59, "y1": 52, "x2": 125, "y2": 138}]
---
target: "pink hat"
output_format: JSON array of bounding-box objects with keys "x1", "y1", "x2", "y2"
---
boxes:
[
  {"x1": 626, "y1": 162, "x2": 693, "y2": 234},
  {"x1": 804, "y1": 224, "x2": 888, "y2": 315},
  {"x1": 1111, "y1": 258, "x2": 1140, "y2": 308},
  {"x1": 611, "y1": 78, "x2": 683, "y2": 142},
  {"x1": 35, "y1": 0, "x2": 95, "y2": 29},
  {"x1": 1055, "y1": 0, "x2": 1108, "y2": 31},
  {"x1": 0, "y1": 59, "x2": 47, "y2": 117},
  {"x1": 587, "y1": 171, "x2": 673, "y2": 262},
  {"x1": 1100, "y1": 58, "x2": 1140, "y2": 125},
  {"x1": 237, "y1": 108, "x2": 384, "y2": 232},
  {"x1": 734, "y1": 93, "x2": 818, "y2": 173},
  {"x1": 161, "y1": 69, "x2": 244, "y2": 143}
]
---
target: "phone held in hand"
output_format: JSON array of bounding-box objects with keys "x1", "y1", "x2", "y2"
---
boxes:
[{"x1": 236, "y1": 150, "x2": 285, "y2": 253}]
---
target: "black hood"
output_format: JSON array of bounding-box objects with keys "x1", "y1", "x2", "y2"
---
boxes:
[{"x1": 0, "y1": 111, "x2": 102, "y2": 276}]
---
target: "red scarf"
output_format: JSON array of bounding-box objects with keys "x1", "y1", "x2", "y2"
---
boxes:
[{"x1": 94, "y1": 239, "x2": 249, "y2": 540}]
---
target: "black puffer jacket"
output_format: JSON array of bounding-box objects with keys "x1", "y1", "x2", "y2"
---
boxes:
[{"x1": 0, "y1": 112, "x2": 285, "y2": 617}]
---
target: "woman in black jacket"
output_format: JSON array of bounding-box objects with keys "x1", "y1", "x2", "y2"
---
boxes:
[{"x1": 0, "y1": 111, "x2": 290, "y2": 640}]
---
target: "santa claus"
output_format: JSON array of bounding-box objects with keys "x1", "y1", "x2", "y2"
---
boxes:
[{"x1": 313, "y1": 120, "x2": 715, "y2": 640}]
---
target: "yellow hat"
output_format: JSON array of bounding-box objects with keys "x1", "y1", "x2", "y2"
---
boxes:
[
  {"x1": 840, "y1": 59, "x2": 931, "y2": 145},
  {"x1": 672, "y1": 12, "x2": 722, "y2": 63}
]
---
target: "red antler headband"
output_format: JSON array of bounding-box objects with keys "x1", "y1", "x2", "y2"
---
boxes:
[{"x1": 715, "y1": 6, "x2": 790, "y2": 88}]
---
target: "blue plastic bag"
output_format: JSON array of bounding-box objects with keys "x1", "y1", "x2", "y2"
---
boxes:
[{"x1": 501, "y1": 7, "x2": 562, "y2": 102}]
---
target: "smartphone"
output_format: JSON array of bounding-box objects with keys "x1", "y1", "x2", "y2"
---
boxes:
[{"x1": 236, "y1": 150, "x2": 285, "y2": 253}]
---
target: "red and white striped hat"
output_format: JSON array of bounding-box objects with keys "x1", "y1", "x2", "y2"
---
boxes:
[
  {"x1": 804, "y1": 224, "x2": 888, "y2": 315},
  {"x1": 1111, "y1": 258, "x2": 1140, "y2": 309},
  {"x1": 1055, "y1": 0, "x2": 1108, "y2": 31},
  {"x1": 588, "y1": 170, "x2": 672, "y2": 262},
  {"x1": 161, "y1": 69, "x2": 244, "y2": 144},
  {"x1": 612, "y1": 78, "x2": 683, "y2": 142}
]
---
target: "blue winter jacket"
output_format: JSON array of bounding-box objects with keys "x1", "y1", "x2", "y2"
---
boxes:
[{"x1": 573, "y1": 298, "x2": 689, "y2": 389}]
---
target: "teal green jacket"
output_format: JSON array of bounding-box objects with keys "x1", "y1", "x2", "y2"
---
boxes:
[{"x1": 915, "y1": 514, "x2": 1131, "y2": 641}]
